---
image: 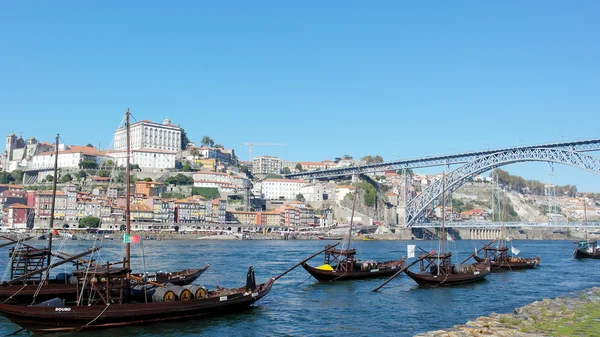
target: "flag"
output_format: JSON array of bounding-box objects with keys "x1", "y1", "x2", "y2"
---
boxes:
[
  {"x1": 447, "y1": 233, "x2": 454, "y2": 242},
  {"x1": 51, "y1": 228, "x2": 59, "y2": 235},
  {"x1": 123, "y1": 234, "x2": 141, "y2": 244},
  {"x1": 407, "y1": 245, "x2": 416, "y2": 258},
  {"x1": 511, "y1": 246, "x2": 520, "y2": 255}
]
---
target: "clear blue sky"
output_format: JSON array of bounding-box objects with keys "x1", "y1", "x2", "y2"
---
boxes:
[{"x1": 1, "y1": 2, "x2": 599, "y2": 191}]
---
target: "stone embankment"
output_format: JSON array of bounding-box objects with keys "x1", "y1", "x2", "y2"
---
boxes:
[{"x1": 415, "y1": 287, "x2": 600, "y2": 337}]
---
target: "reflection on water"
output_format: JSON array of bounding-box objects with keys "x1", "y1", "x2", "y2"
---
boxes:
[{"x1": 0, "y1": 239, "x2": 595, "y2": 337}]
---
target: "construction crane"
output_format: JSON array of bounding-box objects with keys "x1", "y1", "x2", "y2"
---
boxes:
[{"x1": 242, "y1": 142, "x2": 286, "y2": 161}]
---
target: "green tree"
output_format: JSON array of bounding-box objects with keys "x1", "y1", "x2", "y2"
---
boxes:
[
  {"x1": 189, "y1": 148, "x2": 200, "y2": 163},
  {"x1": 75, "y1": 170, "x2": 88, "y2": 180},
  {"x1": 102, "y1": 159, "x2": 114, "y2": 168},
  {"x1": 343, "y1": 154, "x2": 353, "y2": 160},
  {"x1": 0, "y1": 172, "x2": 14, "y2": 184},
  {"x1": 60, "y1": 173, "x2": 73, "y2": 183},
  {"x1": 361, "y1": 155, "x2": 384, "y2": 164},
  {"x1": 265, "y1": 174, "x2": 283, "y2": 179},
  {"x1": 11, "y1": 170, "x2": 24, "y2": 184},
  {"x1": 46, "y1": 174, "x2": 54, "y2": 182},
  {"x1": 201, "y1": 136, "x2": 215, "y2": 148},
  {"x1": 79, "y1": 160, "x2": 98, "y2": 169},
  {"x1": 282, "y1": 167, "x2": 291, "y2": 175},
  {"x1": 86, "y1": 144, "x2": 95, "y2": 148},
  {"x1": 143, "y1": 177, "x2": 152, "y2": 182},
  {"x1": 79, "y1": 216, "x2": 101, "y2": 228},
  {"x1": 165, "y1": 173, "x2": 194, "y2": 185},
  {"x1": 98, "y1": 170, "x2": 110, "y2": 177},
  {"x1": 295, "y1": 163, "x2": 303, "y2": 171},
  {"x1": 129, "y1": 164, "x2": 140, "y2": 170},
  {"x1": 182, "y1": 164, "x2": 193, "y2": 172},
  {"x1": 214, "y1": 144, "x2": 224, "y2": 149},
  {"x1": 192, "y1": 187, "x2": 220, "y2": 199},
  {"x1": 180, "y1": 128, "x2": 191, "y2": 149},
  {"x1": 296, "y1": 194, "x2": 305, "y2": 202},
  {"x1": 358, "y1": 182, "x2": 377, "y2": 207}
]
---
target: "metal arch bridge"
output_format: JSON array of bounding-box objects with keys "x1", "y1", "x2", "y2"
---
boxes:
[
  {"x1": 411, "y1": 221, "x2": 600, "y2": 228},
  {"x1": 285, "y1": 138, "x2": 600, "y2": 180},
  {"x1": 406, "y1": 148, "x2": 600, "y2": 227}
]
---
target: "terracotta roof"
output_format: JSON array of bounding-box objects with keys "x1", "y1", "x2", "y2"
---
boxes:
[
  {"x1": 8, "y1": 203, "x2": 31, "y2": 209},
  {"x1": 37, "y1": 191, "x2": 67, "y2": 196}
]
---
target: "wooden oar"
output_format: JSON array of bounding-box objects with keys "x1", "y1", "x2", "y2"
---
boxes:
[
  {"x1": 460, "y1": 240, "x2": 495, "y2": 264},
  {"x1": 0, "y1": 236, "x2": 34, "y2": 249},
  {"x1": 274, "y1": 243, "x2": 340, "y2": 281},
  {"x1": 372, "y1": 250, "x2": 436, "y2": 292},
  {"x1": 56, "y1": 251, "x2": 102, "y2": 268}
]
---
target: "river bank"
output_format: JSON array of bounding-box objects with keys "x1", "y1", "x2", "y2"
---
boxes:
[{"x1": 415, "y1": 286, "x2": 600, "y2": 337}]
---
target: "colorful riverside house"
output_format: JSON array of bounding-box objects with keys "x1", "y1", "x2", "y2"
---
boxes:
[
  {"x1": 174, "y1": 197, "x2": 203, "y2": 223},
  {"x1": 211, "y1": 199, "x2": 226, "y2": 224},
  {"x1": 34, "y1": 190, "x2": 67, "y2": 220},
  {"x1": 227, "y1": 211, "x2": 260, "y2": 225},
  {"x1": 3, "y1": 203, "x2": 33, "y2": 229},
  {"x1": 135, "y1": 181, "x2": 165, "y2": 198},
  {"x1": 130, "y1": 204, "x2": 153, "y2": 225},
  {"x1": 258, "y1": 210, "x2": 283, "y2": 226}
]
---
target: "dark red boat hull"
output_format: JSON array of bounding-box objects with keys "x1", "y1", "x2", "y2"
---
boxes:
[
  {"x1": 474, "y1": 255, "x2": 540, "y2": 270},
  {"x1": 301, "y1": 258, "x2": 405, "y2": 282},
  {"x1": 0, "y1": 278, "x2": 274, "y2": 333},
  {"x1": 405, "y1": 263, "x2": 490, "y2": 287},
  {"x1": 574, "y1": 248, "x2": 600, "y2": 259}
]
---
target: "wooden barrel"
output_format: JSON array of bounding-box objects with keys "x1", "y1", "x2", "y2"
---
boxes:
[
  {"x1": 183, "y1": 284, "x2": 208, "y2": 299},
  {"x1": 152, "y1": 287, "x2": 176, "y2": 302},
  {"x1": 165, "y1": 284, "x2": 192, "y2": 301}
]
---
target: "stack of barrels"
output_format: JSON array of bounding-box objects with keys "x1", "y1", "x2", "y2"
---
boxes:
[{"x1": 129, "y1": 283, "x2": 209, "y2": 302}]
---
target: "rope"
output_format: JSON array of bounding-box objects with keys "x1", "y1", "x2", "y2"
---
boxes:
[
  {"x1": 3, "y1": 284, "x2": 27, "y2": 303},
  {"x1": 77, "y1": 303, "x2": 111, "y2": 331},
  {"x1": 77, "y1": 235, "x2": 100, "y2": 306},
  {"x1": 295, "y1": 275, "x2": 313, "y2": 286},
  {"x1": 32, "y1": 236, "x2": 68, "y2": 303},
  {"x1": 4, "y1": 328, "x2": 25, "y2": 336}
]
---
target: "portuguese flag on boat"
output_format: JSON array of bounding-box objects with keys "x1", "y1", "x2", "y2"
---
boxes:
[{"x1": 123, "y1": 233, "x2": 141, "y2": 244}]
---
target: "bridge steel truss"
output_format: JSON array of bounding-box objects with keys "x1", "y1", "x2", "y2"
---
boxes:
[
  {"x1": 285, "y1": 139, "x2": 600, "y2": 180},
  {"x1": 405, "y1": 148, "x2": 600, "y2": 227},
  {"x1": 411, "y1": 221, "x2": 600, "y2": 228}
]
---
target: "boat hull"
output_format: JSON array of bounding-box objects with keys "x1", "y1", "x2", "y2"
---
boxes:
[
  {"x1": 474, "y1": 255, "x2": 540, "y2": 270},
  {"x1": 301, "y1": 258, "x2": 405, "y2": 282},
  {"x1": 405, "y1": 263, "x2": 490, "y2": 287},
  {"x1": 574, "y1": 248, "x2": 600, "y2": 259},
  {"x1": 0, "y1": 266, "x2": 209, "y2": 304},
  {"x1": 0, "y1": 278, "x2": 275, "y2": 333}
]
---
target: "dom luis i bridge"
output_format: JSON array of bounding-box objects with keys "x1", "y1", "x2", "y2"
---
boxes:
[{"x1": 285, "y1": 138, "x2": 600, "y2": 229}]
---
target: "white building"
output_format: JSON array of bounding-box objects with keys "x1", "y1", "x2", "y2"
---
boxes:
[
  {"x1": 299, "y1": 183, "x2": 325, "y2": 202},
  {"x1": 30, "y1": 145, "x2": 109, "y2": 170},
  {"x1": 192, "y1": 171, "x2": 251, "y2": 193},
  {"x1": 335, "y1": 185, "x2": 356, "y2": 202},
  {"x1": 261, "y1": 178, "x2": 309, "y2": 200},
  {"x1": 111, "y1": 117, "x2": 181, "y2": 169},
  {"x1": 252, "y1": 155, "x2": 283, "y2": 175}
]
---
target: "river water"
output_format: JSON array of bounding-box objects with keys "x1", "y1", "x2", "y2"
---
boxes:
[{"x1": 0, "y1": 238, "x2": 596, "y2": 336}]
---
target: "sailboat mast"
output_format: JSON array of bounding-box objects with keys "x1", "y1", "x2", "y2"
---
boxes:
[
  {"x1": 125, "y1": 109, "x2": 131, "y2": 270},
  {"x1": 46, "y1": 133, "x2": 59, "y2": 267},
  {"x1": 441, "y1": 172, "x2": 446, "y2": 255},
  {"x1": 346, "y1": 179, "x2": 358, "y2": 249},
  {"x1": 584, "y1": 200, "x2": 588, "y2": 244},
  {"x1": 502, "y1": 188, "x2": 507, "y2": 249}
]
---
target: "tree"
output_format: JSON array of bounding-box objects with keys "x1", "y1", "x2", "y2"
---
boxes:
[
  {"x1": 361, "y1": 155, "x2": 384, "y2": 164},
  {"x1": 296, "y1": 194, "x2": 305, "y2": 202},
  {"x1": 79, "y1": 160, "x2": 98, "y2": 169},
  {"x1": 0, "y1": 172, "x2": 14, "y2": 184},
  {"x1": 214, "y1": 144, "x2": 224, "y2": 149},
  {"x1": 129, "y1": 164, "x2": 140, "y2": 170},
  {"x1": 358, "y1": 182, "x2": 377, "y2": 207},
  {"x1": 182, "y1": 164, "x2": 193, "y2": 172},
  {"x1": 79, "y1": 216, "x2": 101, "y2": 228},
  {"x1": 46, "y1": 174, "x2": 54, "y2": 182},
  {"x1": 97, "y1": 170, "x2": 110, "y2": 177},
  {"x1": 60, "y1": 173, "x2": 73, "y2": 183},
  {"x1": 86, "y1": 144, "x2": 95, "y2": 148},
  {"x1": 76, "y1": 170, "x2": 88, "y2": 180},
  {"x1": 189, "y1": 148, "x2": 200, "y2": 162},
  {"x1": 192, "y1": 187, "x2": 220, "y2": 199},
  {"x1": 397, "y1": 168, "x2": 414, "y2": 176},
  {"x1": 282, "y1": 167, "x2": 291, "y2": 175},
  {"x1": 201, "y1": 136, "x2": 215, "y2": 148},
  {"x1": 181, "y1": 128, "x2": 191, "y2": 149},
  {"x1": 102, "y1": 160, "x2": 114, "y2": 168},
  {"x1": 295, "y1": 163, "x2": 303, "y2": 171},
  {"x1": 165, "y1": 173, "x2": 194, "y2": 185},
  {"x1": 11, "y1": 170, "x2": 23, "y2": 184},
  {"x1": 143, "y1": 177, "x2": 152, "y2": 182},
  {"x1": 343, "y1": 154, "x2": 353, "y2": 160},
  {"x1": 334, "y1": 157, "x2": 342, "y2": 164}
]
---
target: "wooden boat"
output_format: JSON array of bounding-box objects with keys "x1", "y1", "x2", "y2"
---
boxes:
[
  {"x1": 473, "y1": 191, "x2": 540, "y2": 270},
  {"x1": 384, "y1": 172, "x2": 490, "y2": 288},
  {"x1": 302, "y1": 177, "x2": 405, "y2": 282},
  {"x1": 573, "y1": 202, "x2": 600, "y2": 259},
  {"x1": 473, "y1": 246, "x2": 540, "y2": 270},
  {"x1": 317, "y1": 235, "x2": 342, "y2": 240},
  {"x1": 0, "y1": 110, "x2": 275, "y2": 333}
]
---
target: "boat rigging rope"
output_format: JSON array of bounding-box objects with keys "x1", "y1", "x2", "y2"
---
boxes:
[
  {"x1": 295, "y1": 275, "x2": 313, "y2": 286},
  {"x1": 1, "y1": 236, "x2": 24, "y2": 283},
  {"x1": 77, "y1": 235, "x2": 100, "y2": 306},
  {"x1": 32, "y1": 237, "x2": 68, "y2": 303},
  {"x1": 77, "y1": 303, "x2": 111, "y2": 331},
  {"x1": 3, "y1": 284, "x2": 27, "y2": 303},
  {"x1": 4, "y1": 327, "x2": 25, "y2": 336}
]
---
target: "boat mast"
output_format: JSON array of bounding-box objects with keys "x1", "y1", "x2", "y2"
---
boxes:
[
  {"x1": 584, "y1": 200, "x2": 588, "y2": 244},
  {"x1": 441, "y1": 172, "x2": 446, "y2": 255},
  {"x1": 125, "y1": 109, "x2": 131, "y2": 270},
  {"x1": 346, "y1": 177, "x2": 358, "y2": 249},
  {"x1": 501, "y1": 188, "x2": 507, "y2": 249},
  {"x1": 46, "y1": 133, "x2": 59, "y2": 267}
]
